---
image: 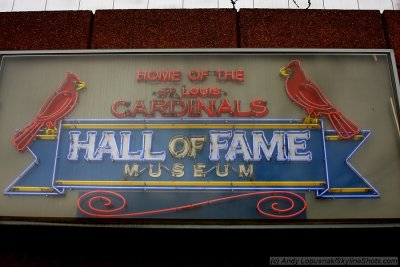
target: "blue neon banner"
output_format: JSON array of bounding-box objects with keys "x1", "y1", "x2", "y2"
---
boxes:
[{"x1": 5, "y1": 119, "x2": 378, "y2": 198}]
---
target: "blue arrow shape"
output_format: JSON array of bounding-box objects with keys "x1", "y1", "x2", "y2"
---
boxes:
[
  {"x1": 4, "y1": 136, "x2": 63, "y2": 195},
  {"x1": 317, "y1": 130, "x2": 379, "y2": 198}
]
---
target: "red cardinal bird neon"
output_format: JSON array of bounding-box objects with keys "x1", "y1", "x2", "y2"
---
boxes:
[
  {"x1": 13, "y1": 72, "x2": 86, "y2": 152},
  {"x1": 280, "y1": 60, "x2": 359, "y2": 139}
]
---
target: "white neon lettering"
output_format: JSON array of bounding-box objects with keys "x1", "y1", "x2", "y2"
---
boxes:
[
  {"x1": 169, "y1": 135, "x2": 190, "y2": 159},
  {"x1": 193, "y1": 163, "x2": 206, "y2": 177},
  {"x1": 67, "y1": 129, "x2": 311, "y2": 163},
  {"x1": 93, "y1": 131, "x2": 120, "y2": 160},
  {"x1": 171, "y1": 163, "x2": 185, "y2": 177},
  {"x1": 149, "y1": 163, "x2": 162, "y2": 177},
  {"x1": 142, "y1": 130, "x2": 166, "y2": 161},
  {"x1": 225, "y1": 130, "x2": 252, "y2": 161},
  {"x1": 119, "y1": 131, "x2": 142, "y2": 161},
  {"x1": 68, "y1": 131, "x2": 97, "y2": 161},
  {"x1": 216, "y1": 163, "x2": 229, "y2": 177},
  {"x1": 188, "y1": 136, "x2": 206, "y2": 159},
  {"x1": 239, "y1": 164, "x2": 254, "y2": 178},
  {"x1": 287, "y1": 131, "x2": 312, "y2": 161},
  {"x1": 209, "y1": 130, "x2": 232, "y2": 161},
  {"x1": 124, "y1": 163, "x2": 139, "y2": 177},
  {"x1": 252, "y1": 131, "x2": 286, "y2": 161}
]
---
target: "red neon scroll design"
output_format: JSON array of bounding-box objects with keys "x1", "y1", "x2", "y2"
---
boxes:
[
  {"x1": 13, "y1": 73, "x2": 85, "y2": 152},
  {"x1": 280, "y1": 60, "x2": 360, "y2": 139},
  {"x1": 77, "y1": 190, "x2": 306, "y2": 219}
]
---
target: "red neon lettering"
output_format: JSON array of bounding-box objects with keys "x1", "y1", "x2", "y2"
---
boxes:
[
  {"x1": 234, "y1": 100, "x2": 252, "y2": 117},
  {"x1": 199, "y1": 88, "x2": 220, "y2": 98},
  {"x1": 111, "y1": 99, "x2": 268, "y2": 118},
  {"x1": 188, "y1": 69, "x2": 208, "y2": 81},
  {"x1": 181, "y1": 87, "x2": 221, "y2": 98},
  {"x1": 160, "y1": 72, "x2": 169, "y2": 81},
  {"x1": 111, "y1": 100, "x2": 130, "y2": 118},
  {"x1": 181, "y1": 87, "x2": 191, "y2": 98},
  {"x1": 210, "y1": 88, "x2": 222, "y2": 98},
  {"x1": 197, "y1": 100, "x2": 215, "y2": 117},
  {"x1": 225, "y1": 71, "x2": 235, "y2": 80},
  {"x1": 236, "y1": 70, "x2": 244, "y2": 81},
  {"x1": 130, "y1": 100, "x2": 149, "y2": 117},
  {"x1": 189, "y1": 69, "x2": 201, "y2": 81},
  {"x1": 201, "y1": 70, "x2": 209, "y2": 80},
  {"x1": 189, "y1": 100, "x2": 200, "y2": 117},
  {"x1": 199, "y1": 88, "x2": 209, "y2": 98},
  {"x1": 150, "y1": 100, "x2": 168, "y2": 116},
  {"x1": 190, "y1": 87, "x2": 199, "y2": 96},
  {"x1": 147, "y1": 70, "x2": 159, "y2": 81},
  {"x1": 172, "y1": 71, "x2": 182, "y2": 81},
  {"x1": 136, "y1": 70, "x2": 182, "y2": 82},
  {"x1": 250, "y1": 99, "x2": 268, "y2": 117},
  {"x1": 136, "y1": 71, "x2": 146, "y2": 81},
  {"x1": 215, "y1": 70, "x2": 224, "y2": 82},
  {"x1": 216, "y1": 69, "x2": 245, "y2": 82},
  {"x1": 217, "y1": 98, "x2": 234, "y2": 116},
  {"x1": 170, "y1": 100, "x2": 187, "y2": 117}
]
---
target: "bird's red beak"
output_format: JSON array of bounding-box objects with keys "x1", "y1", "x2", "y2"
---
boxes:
[{"x1": 279, "y1": 66, "x2": 291, "y2": 78}]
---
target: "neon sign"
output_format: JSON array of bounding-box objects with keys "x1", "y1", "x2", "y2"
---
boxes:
[
  {"x1": 280, "y1": 60, "x2": 359, "y2": 139},
  {"x1": 6, "y1": 118, "x2": 377, "y2": 198},
  {"x1": 4, "y1": 50, "x2": 397, "y2": 221},
  {"x1": 13, "y1": 73, "x2": 86, "y2": 152},
  {"x1": 111, "y1": 69, "x2": 268, "y2": 118}
]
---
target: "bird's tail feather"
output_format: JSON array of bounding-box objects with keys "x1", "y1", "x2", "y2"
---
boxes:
[
  {"x1": 328, "y1": 112, "x2": 360, "y2": 139},
  {"x1": 13, "y1": 121, "x2": 44, "y2": 152}
]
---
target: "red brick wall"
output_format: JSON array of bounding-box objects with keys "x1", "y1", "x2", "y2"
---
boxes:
[
  {"x1": 383, "y1": 10, "x2": 400, "y2": 68},
  {"x1": 0, "y1": 11, "x2": 92, "y2": 50},
  {"x1": 91, "y1": 9, "x2": 237, "y2": 48},
  {"x1": 0, "y1": 9, "x2": 395, "y2": 53},
  {"x1": 239, "y1": 9, "x2": 386, "y2": 49}
]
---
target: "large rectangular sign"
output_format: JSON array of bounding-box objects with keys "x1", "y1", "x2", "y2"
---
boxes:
[{"x1": 0, "y1": 50, "x2": 399, "y2": 223}]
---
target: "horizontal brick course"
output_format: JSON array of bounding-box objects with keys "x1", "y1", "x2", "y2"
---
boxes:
[
  {"x1": 0, "y1": 11, "x2": 92, "y2": 50},
  {"x1": 91, "y1": 9, "x2": 237, "y2": 49},
  {"x1": 239, "y1": 9, "x2": 387, "y2": 49}
]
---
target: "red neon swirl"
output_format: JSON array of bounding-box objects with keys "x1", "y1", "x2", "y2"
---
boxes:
[{"x1": 77, "y1": 190, "x2": 306, "y2": 219}]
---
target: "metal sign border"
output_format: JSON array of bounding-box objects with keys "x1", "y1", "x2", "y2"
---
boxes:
[{"x1": 0, "y1": 49, "x2": 399, "y2": 228}]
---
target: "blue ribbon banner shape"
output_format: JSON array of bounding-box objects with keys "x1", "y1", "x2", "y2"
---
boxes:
[{"x1": 5, "y1": 119, "x2": 379, "y2": 198}]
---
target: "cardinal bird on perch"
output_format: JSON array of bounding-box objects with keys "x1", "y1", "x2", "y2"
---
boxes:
[
  {"x1": 13, "y1": 72, "x2": 86, "y2": 152},
  {"x1": 280, "y1": 60, "x2": 359, "y2": 139}
]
